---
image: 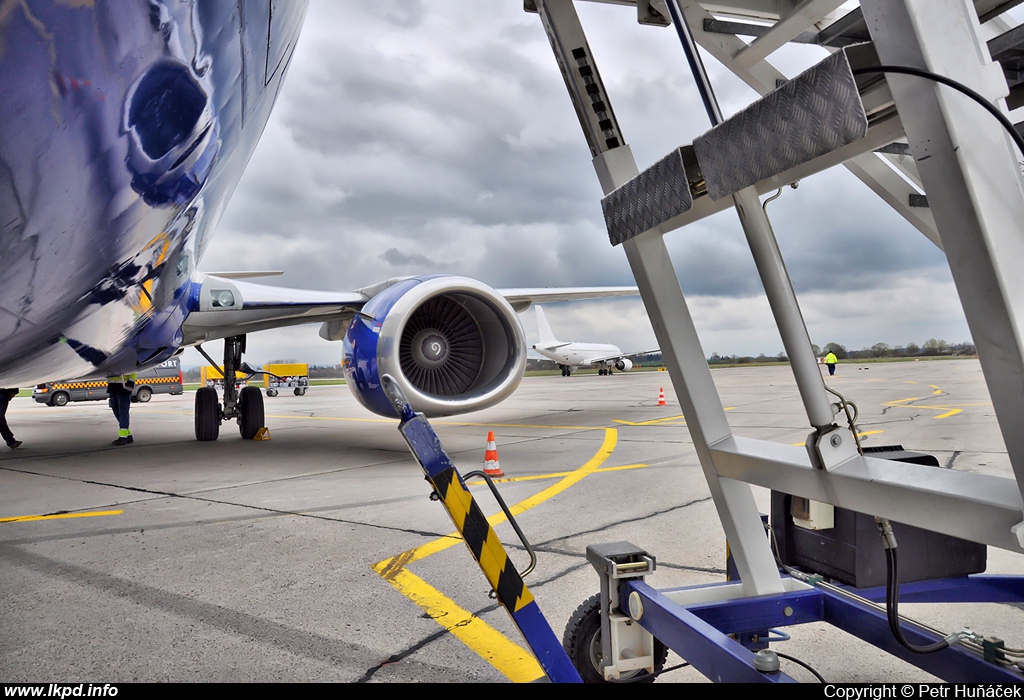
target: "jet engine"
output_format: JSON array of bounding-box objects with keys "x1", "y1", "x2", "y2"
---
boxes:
[
  {"x1": 343, "y1": 276, "x2": 527, "y2": 417},
  {"x1": 614, "y1": 358, "x2": 633, "y2": 372}
]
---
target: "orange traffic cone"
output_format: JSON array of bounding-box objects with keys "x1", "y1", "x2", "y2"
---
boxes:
[
  {"x1": 483, "y1": 431, "x2": 504, "y2": 477},
  {"x1": 658, "y1": 387, "x2": 667, "y2": 406}
]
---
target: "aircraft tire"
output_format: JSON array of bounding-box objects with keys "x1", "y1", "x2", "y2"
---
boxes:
[
  {"x1": 238, "y1": 386, "x2": 265, "y2": 440},
  {"x1": 562, "y1": 593, "x2": 666, "y2": 683},
  {"x1": 195, "y1": 387, "x2": 220, "y2": 441}
]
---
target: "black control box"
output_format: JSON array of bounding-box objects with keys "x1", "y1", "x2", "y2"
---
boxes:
[{"x1": 770, "y1": 446, "x2": 987, "y2": 588}]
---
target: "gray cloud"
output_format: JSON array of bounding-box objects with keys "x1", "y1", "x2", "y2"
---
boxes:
[
  {"x1": 195, "y1": 1, "x2": 972, "y2": 367},
  {"x1": 379, "y1": 247, "x2": 439, "y2": 268}
]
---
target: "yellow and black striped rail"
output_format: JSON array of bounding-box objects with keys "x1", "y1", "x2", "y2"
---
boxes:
[{"x1": 393, "y1": 405, "x2": 580, "y2": 682}]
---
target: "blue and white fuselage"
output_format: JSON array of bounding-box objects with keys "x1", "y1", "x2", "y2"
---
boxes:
[
  {"x1": 0, "y1": 2, "x2": 638, "y2": 429},
  {"x1": 0, "y1": 0, "x2": 307, "y2": 387}
]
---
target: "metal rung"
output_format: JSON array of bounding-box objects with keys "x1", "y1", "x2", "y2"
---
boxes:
[
  {"x1": 694, "y1": 46, "x2": 868, "y2": 201},
  {"x1": 601, "y1": 146, "x2": 697, "y2": 245},
  {"x1": 601, "y1": 43, "x2": 891, "y2": 245}
]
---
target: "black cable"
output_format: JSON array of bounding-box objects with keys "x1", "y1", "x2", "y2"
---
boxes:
[
  {"x1": 841, "y1": 60, "x2": 1024, "y2": 660},
  {"x1": 884, "y1": 540, "x2": 950, "y2": 654},
  {"x1": 610, "y1": 659, "x2": 691, "y2": 683},
  {"x1": 647, "y1": 660, "x2": 691, "y2": 680},
  {"x1": 777, "y1": 651, "x2": 826, "y2": 683},
  {"x1": 850, "y1": 64, "x2": 1024, "y2": 157}
]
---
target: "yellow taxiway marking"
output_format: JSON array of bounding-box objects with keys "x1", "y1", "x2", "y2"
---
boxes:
[
  {"x1": 379, "y1": 566, "x2": 542, "y2": 683},
  {"x1": 612, "y1": 406, "x2": 733, "y2": 427},
  {"x1": 0, "y1": 509, "x2": 123, "y2": 524},
  {"x1": 468, "y1": 462, "x2": 647, "y2": 485},
  {"x1": 373, "y1": 427, "x2": 619, "y2": 682},
  {"x1": 884, "y1": 401, "x2": 987, "y2": 419},
  {"x1": 614, "y1": 415, "x2": 684, "y2": 426},
  {"x1": 284, "y1": 414, "x2": 611, "y2": 431},
  {"x1": 792, "y1": 429, "x2": 884, "y2": 447},
  {"x1": 883, "y1": 381, "x2": 988, "y2": 419},
  {"x1": 154, "y1": 409, "x2": 643, "y2": 434}
]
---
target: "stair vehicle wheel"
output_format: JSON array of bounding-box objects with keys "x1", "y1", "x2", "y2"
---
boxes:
[
  {"x1": 194, "y1": 386, "x2": 220, "y2": 441},
  {"x1": 135, "y1": 387, "x2": 152, "y2": 403},
  {"x1": 562, "y1": 594, "x2": 667, "y2": 683},
  {"x1": 238, "y1": 385, "x2": 265, "y2": 439}
]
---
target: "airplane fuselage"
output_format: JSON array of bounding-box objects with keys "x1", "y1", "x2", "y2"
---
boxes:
[
  {"x1": 533, "y1": 342, "x2": 623, "y2": 367},
  {"x1": 0, "y1": 1, "x2": 308, "y2": 386},
  {"x1": 1, "y1": 5, "x2": 637, "y2": 431}
]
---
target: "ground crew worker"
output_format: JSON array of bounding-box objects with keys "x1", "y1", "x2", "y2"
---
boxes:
[
  {"x1": 0, "y1": 387, "x2": 21, "y2": 449},
  {"x1": 824, "y1": 351, "x2": 838, "y2": 376},
  {"x1": 107, "y1": 372, "x2": 137, "y2": 445}
]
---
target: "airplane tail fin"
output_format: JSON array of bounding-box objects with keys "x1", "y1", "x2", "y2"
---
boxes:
[{"x1": 535, "y1": 305, "x2": 559, "y2": 345}]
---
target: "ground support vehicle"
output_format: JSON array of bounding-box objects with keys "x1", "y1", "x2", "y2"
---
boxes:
[
  {"x1": 536, "y1": 0, "x2": 1024, "y2": 683},
  {"x1": 262, "y1": 363, "x2": 309, "y2": 397},
  {"x1": 33, "y1": 359, "x2": 183, "y2": 406},
  {"x1": 200, "y1": 365, "x2": 247, "y2": 391}
]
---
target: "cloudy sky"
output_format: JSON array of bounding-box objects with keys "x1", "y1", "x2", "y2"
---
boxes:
[{"x1": 185, "y1": 1, "x2": 972, "y2": 368}]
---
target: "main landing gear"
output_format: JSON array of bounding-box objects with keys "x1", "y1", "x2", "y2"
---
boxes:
[{"x1": 194, "y1": 334, "x2": 266, "y2": 441}]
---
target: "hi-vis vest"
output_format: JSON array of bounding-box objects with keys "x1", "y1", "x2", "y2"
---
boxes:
[{"x1": 107, "y1": 372, "x2": 138, "y2": 386}]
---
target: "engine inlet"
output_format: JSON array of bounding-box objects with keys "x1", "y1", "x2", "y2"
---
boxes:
[{"x1": 399, "y1": 296, "x2": 483, "y2": 395}]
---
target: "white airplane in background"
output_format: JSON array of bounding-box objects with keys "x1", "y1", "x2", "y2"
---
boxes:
[
  {"x1": 532, "y1": 306, "x2": 651, "y2": 377},
  {"x1": 0, "y1": 1, "x2": 637, "y2": 442}
]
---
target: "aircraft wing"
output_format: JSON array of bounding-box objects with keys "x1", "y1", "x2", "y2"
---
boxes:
[
  {"x1": 500, "y1": 286, "x2": 638, "y2": 312},
  {"x1": 581, "y1": 348, "x2": 660, "y2": 366},
  {"x1": 535, "y1": 342, "x2": 573, "y2": 351},
  {"x1": 181, "y1": 275, "x2": 640, "y2": 346},
  {"x1": 580, "y1": 353, "x2": 624, "y2": 366},
  {"x1": 181, "y1": 275, "x2": 369, "y2": 345}
]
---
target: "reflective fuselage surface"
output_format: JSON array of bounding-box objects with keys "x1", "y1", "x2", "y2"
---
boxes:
[
  {"x1": 536, "y1": 342, "x2": 623, "y2": 366},
  {"x1": 0, "y1": 1, "x2": 307, "y2": 385}
]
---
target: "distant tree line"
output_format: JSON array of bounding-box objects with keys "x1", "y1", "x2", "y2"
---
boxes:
[
  {"x1": 707, "y1": 338, "x2": 976, "y2": 365},
  {"x1": 707, "y1": 352, "x2": 789, "y2": 365},
  {"x1": 812, "y1": 339, "x2": 976, "y2": 360},
  {"x1": 181, "y1": 339, "x2": 976, "y2": 382}
]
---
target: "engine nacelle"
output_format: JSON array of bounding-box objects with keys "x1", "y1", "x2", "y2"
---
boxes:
[
  {"x1": 614, "y1": 358, "x2": 633, "y2": 372},
  {"x1": 343, "y1": 275, "x2": 527, "y2": 417}
]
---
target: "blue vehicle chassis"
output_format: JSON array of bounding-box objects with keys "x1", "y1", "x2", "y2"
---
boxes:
[{"x1": 616, "y1": 570, "x2": 1024, "y2": 683}]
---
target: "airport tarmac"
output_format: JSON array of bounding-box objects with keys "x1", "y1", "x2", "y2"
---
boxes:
[{"x1": 1, "y1": 360, "x2": 1022, "y2": 683}]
